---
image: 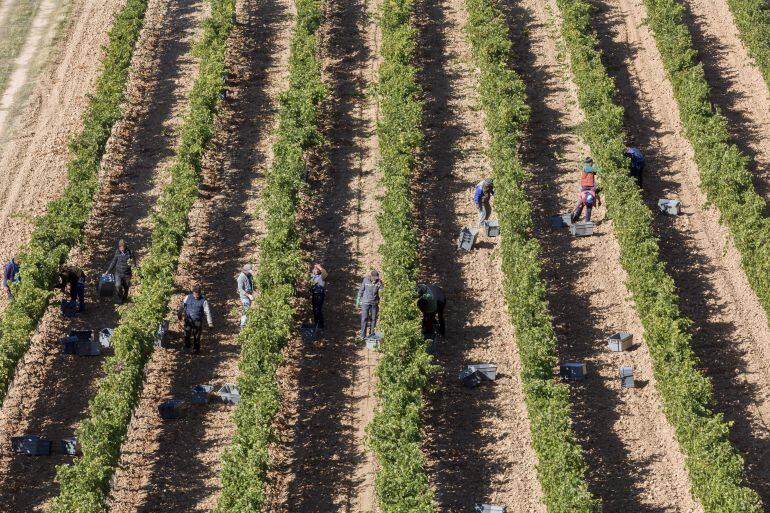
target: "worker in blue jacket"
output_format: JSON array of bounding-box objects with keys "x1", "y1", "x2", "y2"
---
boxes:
[
  {"x1": 3, "y1": 256, "x2": 20, "y2": 299},
  {"x1": 625, "y1": 146, "x2": 645, "y2": 187},
  {"x1": 473, "y1": 178, "x2": 494, "y2": 225}
]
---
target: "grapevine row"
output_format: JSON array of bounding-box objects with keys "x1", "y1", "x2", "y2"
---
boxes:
[
  {"x1": 463, "y1": 0, "x2": 600, "y2": 510},
  {"x1": 364, "y1": 0, "x2": 435, "y2": 511},
  {"x1": 49, "y1": 1, "x2": 236, "y2": 510},
  {"x1": 556, "y1": 0, "x2": 762, "y2": 509},
  {"x1": 721, "y1": 0, "x2": 770, "y2": 90},
  {"x1": 215, "y1": 0, "x2": 326, "y2": 509},
  {"x1": 0, "y1": 0, "x2": 150, "y2": 406}
]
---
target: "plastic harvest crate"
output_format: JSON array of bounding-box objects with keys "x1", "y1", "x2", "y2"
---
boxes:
[
  {"x1": 97, "y1": 274, "x2": 115, "y2": 298},
  {"x1": 658, "y1": 198, "x2": 681, "y2": 215},
  {"x1": 218, "y1": 384, "x2": 240, "y2": 404},
  {"x1": 560, "y1": 362, "x2": 587, "y2": 380},
  {"x1": 482, "y1": 220, "x2": 500, "y2": 237},
  {"x1": 457, "y1": 227, "x2": 479, "y2": 250},
  {"x1": 570, "y1": 222, "x2": 594, "y2": 237},
  {"x1": 158, "y1": 399, "x2": 185, "y2": 420},
  {"x1": 608, "y1": 332, "x2": 633, "y2": 352},
  {"x1": 620, "y1": 366, "x2": 635, "y2": 388},
  {"x1": 191, "y1": 385, "x2": 214, "y2": 404},
  {"x1": 11, "y1": 436, "x2": 52, "y2": 455}
]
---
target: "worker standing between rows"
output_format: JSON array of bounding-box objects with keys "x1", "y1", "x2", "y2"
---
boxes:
[
  {"x1": 357, "y1": 269, "x2": 383, "y2": 339},
  {"x1": 473, "y1": 178, "x2": 494, "y2": 225},
  {"x1": 236, "y1": 263, "x2": 254, "y2": 329},
  {"x1": 177, "y1": 285, "x2": 213, "y2": 354},
  {"x1": 310, "y1": 263, "x2": 327, "y2": 331},
  {"x1": 3, "y1": 256, "x2": 20, "y2": 299},
  {"x1": 625, "y1": 146, "x2": 645, "y2": 187},
  {"x1": 416, "y1": 283, "x2": 446, "y2": 338},
  {"x1": 59, "y1": 266, "x2": 86, "y2": 313},
  {"x1": 104, "y1": 239, "x2": 133, "y2": 303},
  {"x1": 572, "y1": 157, "x2": 601, "y2": 223}
]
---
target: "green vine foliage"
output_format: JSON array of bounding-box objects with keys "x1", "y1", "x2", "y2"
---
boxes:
[
  {"x1": 0, "y1": 0, "x2": 150, "y2": 406},
  {"x1": 464, "y1": 0, "x2": 600, "y2": 510},
  {"x1": 215, "y1": 0, "x2": 326, "y2": 510},
  {"x1": 721, "y1": 0, "x2": 770, "y2": 91},
  {"x1": 364, "y1": 0, "x2": 435, "y2": 511},
  {"x1": 556, "y1": 0, "x2": 762, "y2": 509},
  {"x1": 49, "y1": 2, "x2": 236, "y2": 511}
]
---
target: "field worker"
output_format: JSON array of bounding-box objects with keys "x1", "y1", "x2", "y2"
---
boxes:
[
  {"x1": 177, "y1": 285, "x2": 213, "y2": 354},
  {"x1": 236, "y1": 263, "x2": 254, "y2": 329},
  {"x1": 416, "y1": 283, "x2": 446, "y2": 338},
  {"x1": 571, "y1": 187, "x2": 599, "y2": 224},
  {"x1": 310, "y1": 263, "x2": 328, "y2": 331},
  {"x1": 58, "y1": 266, "x2": 86, "y2": 313},
  {"x1": 625, "y1": 146, "x2": 645, "y2": 187},
  {"x1": 580, "y1": 157, "x2": 600, "y2": 190},
  {"x1": 357, "y1": 269, "x2": 383, "y2": 339},
  {"x1": 3, "y1": 256, "x2": 20, "y2": 299},
  {"x1": 473, "y1": 178, "x2": 494, "y2": 225},
  {"x1": 104, "y1": 239, "x2": 133, "y2": 303}
]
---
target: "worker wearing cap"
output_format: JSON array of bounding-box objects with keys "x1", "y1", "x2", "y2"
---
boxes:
[
  {"x1": 357, "y1": 269, "x2": 383, "y2": 339},
  {"x1": 236, "y1": 263, "x2": 254, "y2": 329},
  {"x1": 177, "y1": 285, "x2": 213, "y2": 354},
  {"x1": 104, "y1": 239, "x2": 133, "y2": 303}
]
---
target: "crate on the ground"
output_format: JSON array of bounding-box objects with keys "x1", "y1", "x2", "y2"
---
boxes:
[
  {"x1": 191, "y1": 384, "x2": 214, "y2": 404},
  {"x1": 457, "y1": 226, "x2": 479, "y2": 250},
  {"x1": 550, "y1": 213, "x2": 572, "y2": 228},
  {"x1": 560, "y1": 362, "x2": 587, "y2": 380},
  {"x1": 71, "y1": 330, "x2": 99, "y2": 356},
  {"x1": 570, "y1": 221, "x2": 594, "y2": 236},
  {"x1": 98, "y1": 328, "x2": 114, "y2": 348},
  {"x1": 11, "y1": 435, "x2": 52, "y2": 455},
  {"x1": 217, "y1": 384, "x2": 240, "y2": 404},
  {"x1": 60, "y1": 437, "x2": 79, "y2": 455},
  {"x1": 657, "y1": 198, "x2": 681, "y2": 215},
  {"x1": 60, "y1": 335, "x2": 78, "y2": 355},
  {"x1": 154, "y1": 320, "x2": 169, "y2": 348},
  {"x1": 482, "y1": 219, "x2": 500, "y2": 237},
  {"x1": 476, "y1": 505, "x2": 506, "y2": 513},
  {"x1": 608, "y1": 331, "x2": 633, "y2": 352},
  {"x1": 301, "y1": 323, "x2": 318, "y2": 342},
  {"x1": 97, "y1": 273, "x2": 115, "y2": 298},
  {"x1": 458, "y1": 363, "x2": 497, "y2": 388},
  {"x1": 620, "y1": 366, "x2": 635, "y2": 388},
  {"x1": 158, "y1": 399, "x2": 185, "y2": 420},
  {"x1": 61, "y1": 299, "x2": 77, "y2": 318},
  {"x1": 365, "y1": 331, "x2": 382, "y2": 350}
]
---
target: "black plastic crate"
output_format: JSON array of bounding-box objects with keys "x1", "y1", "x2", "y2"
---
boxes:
[
  {"x1": 158, "y1": 399, "x2": 185, "y2": 420},
  {"x1": 191, "y1": 385, "x2": 214, "y2": 404},
  {"x1": 11, "y1": 436, "x2": 52, "y2": 456},
  {"x1": 97, "y1": 274, "x2": 115, "y2": 298}
]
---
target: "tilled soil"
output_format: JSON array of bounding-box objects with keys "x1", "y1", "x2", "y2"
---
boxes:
[
  {"x1": 0, "y1": 0, "x2": 206, "y2": 509},
  {"x1": 264, "y1": 0, "x2": 383, "y2": 510},
  {"x1": 589, "y1": 0, "x2": 770, "y2": 504},
  {"x1": 106, "y1": 0, "x2": 292, "y2": 509},
  {"x1": 500, "y1": 0, "x2": 703, "y2": 509},
  {"x1": 679, "y1": 0, "x2": 770, "y2": 206},
  {"x1": 413, "y1": 0, "x2": 545, "y2": 510},
  {"x1": 0, "y1": 0, "x2": 123, "y2": 312}
]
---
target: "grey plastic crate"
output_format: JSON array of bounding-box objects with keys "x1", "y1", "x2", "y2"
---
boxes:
[
  {"x1": 457, "y1": 227, "x2": 479, "y2": 250},
  {"x1": 475, "y1": 505, "x2": 506, "y2": 513},
  {"x1": 97, "y1": 274, "x2": 115, "y2": 298},
  {"x1": 301, "y1": 323, "x2": 318, "y2": 341},
  {"x1": 71, "y1": 330, "x2": 99, "y2": 356},
  {"x1": 365, "y1": 332, "x2": 382, "y2": 350},
  {"x1": 154, "y1": 320, "x2": 169, "y2": 348},
  {"x1": 192, "y1": 384, "x2": 214, "y2": 404},
  {"x1": 608, "y1": 331, "x2": 633, "y2": 352},
  {"x1": 99, "y1": 328, "x2": 114, "y2": 348},
  {"x1": 218, "y1": 384, "x2": 240, "y2": 404},
  {"x1": 658, "y1": 198, "x2": 681, "y2": 215},
  {"x1": 459, "y1": 368, "x2": 484, "y2": 388},
  {"x1": 60, "y1": 335, "x2": 78, "y2": 355},
  {"x1": 570, "y1": 222, "x2": 594, "y2": 237},
  {"x1": 158, "y1": 399, "x2": 185, "y2": 420},
  {"x1": 482, "y1": 220, "x2": 500, "y2": 237},
  {"x1": 11, "y1": 435, "x2": 52, "y2": 455},
  {"x1": 560, "y1": 362, "x2": 587, "y2": 380},
  {"x1": 550, "y1": 213, "x2": 572, "y2": 228},
  {"x1": 470, "y1": 363, "x2": 497, "y2": 381},
  {"x1": 60, "y1": 437, "x2": 79, "y2": 456},
  {"x1": 620, "y1": 366, "x2": 635, "y2": 388}
]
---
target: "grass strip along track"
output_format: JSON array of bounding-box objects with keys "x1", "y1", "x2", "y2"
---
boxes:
[
  {"x1": 463, "y1": 0, "x2": 599, "y2": 510},
  {"x1": 555, "y1": 0, "x2": 762, "y2": 509},
  {"x1": 215, "y1": 0, "x2": 326, "y2": 509},
  {"x1": 48, "y1": 1, "x2": 236, "y2": 510},
  {"x1": 0, "y1": 0, "x2": 149, "y2": 405},
  {"x1": 721, "y1": 0, "x2": 770, "y2": 90},
  {"x1": 364, "y1": 0, "x2": 435, "y2": 511}
]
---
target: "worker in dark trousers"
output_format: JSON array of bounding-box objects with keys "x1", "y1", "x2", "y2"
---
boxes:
[
  {"x1": 416, "y1": 283, "x2": 446, "y2": 338},
  {"x1": 473, "y1": 178, "x2": 495, "y2": 225},
  {"x1": 3, "y1": 256, "x2": 20, "y2": 299},
  {"x1": 625, "y1": 146, "x2": 645, "y2": 187},
  {"x1": 104, "y1": 239, "x2": 133, "y2": 303},
  {"x1": 177, "y1": 285, "x2": 213, "y2": 354},
  {"x1": 58, "y1": 266, "x2": 86, "y2": 313},
  {"x1": 310, "y1": 263, "x2": 327, "y2": 331},
  {"x1": 357, "y1": 269, "x2": 383, "y2": 339},
  {"x1": 571, "y1": 187, "x2": 599, "y2": 223}
]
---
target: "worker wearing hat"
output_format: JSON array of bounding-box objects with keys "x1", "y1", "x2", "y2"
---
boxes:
[
  {"x1": 357, "y1": 269, "x2": 383, "y2": 339},
  {"x1": 236, "y1": 263, "x2": 254, "y2": 329},
  {"x1": 104, "y1": 239, "x2": 134, "y2": 303},
  {"x1": 177, "y1": 285, "x2": 213, "y2": 354}
]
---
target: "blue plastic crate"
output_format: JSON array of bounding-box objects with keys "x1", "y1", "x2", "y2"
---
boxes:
[
  {"x1": 560, "y1": 362, "x2": 587, "y2": 380},
  {"x1": 11, "y1": 436, "x2": 52, "y2": 455},
  {"x1": 191, "y1": 385, "x2": 214, "y2": 404}
]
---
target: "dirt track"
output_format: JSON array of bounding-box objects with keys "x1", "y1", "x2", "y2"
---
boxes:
[
  {"x1": 263, "y1": 0, "x2": 383, "y2": 510},
  {"x1": 0, "y1": 0, "x2": 123, "y2": 310},
  {"x1": 588, "y1": 0, "x2": 770, "y2": 504},
  {"x1": 413, "y1": 0, "x2": 545, "y2": 510},
  {"x1": 106, "y1": 0, "x2": 292, "y2": 509},
  {"x1": 679, "y1": 0, "x2": 770, "y2": 205},
  {"x1": 0, "y1": 0, "x2": 206, "y2": 509}
]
